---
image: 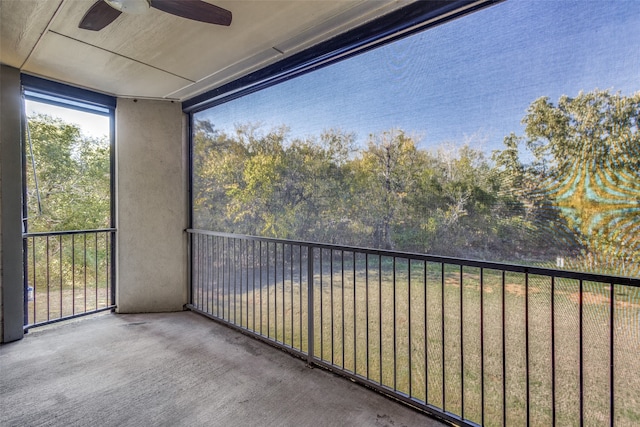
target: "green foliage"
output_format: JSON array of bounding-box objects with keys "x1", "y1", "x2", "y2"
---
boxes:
[
  {"x1": 194, "y1": 123, "x2": 521, "y2": 260},
  {"x1": 193, "y1": 89, "x2": 639, "y2": 276},
  {"x1": 25, "y1": 114, "x2": 111, "y2": 232},
  {"x1": 520, "y1": 90, "x2": 640, "y2": 274}
]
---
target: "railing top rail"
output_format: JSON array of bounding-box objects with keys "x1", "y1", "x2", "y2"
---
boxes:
[
  {"x1": 23, "y1": 228, "x2": 116, "y2": 238},
  {"x1": 187, "y1": 228, "x2": 640, "y2": 287}
]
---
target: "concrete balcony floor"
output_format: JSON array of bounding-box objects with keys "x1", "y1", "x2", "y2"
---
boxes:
[{"x1": 1, "y1": 311, "x2": 444, "y2": 427}]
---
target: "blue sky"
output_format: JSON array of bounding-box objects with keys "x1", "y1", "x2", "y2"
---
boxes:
[{"x1": 197, "y1": 0, "x2": 640, "y2": 156}]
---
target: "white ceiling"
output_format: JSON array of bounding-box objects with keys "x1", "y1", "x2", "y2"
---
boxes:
[{"x1": 0, "y1": 0, "x2": 412, "y2": 101}]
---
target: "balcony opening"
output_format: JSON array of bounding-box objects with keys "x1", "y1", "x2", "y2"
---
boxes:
[
  {"x1": 188, "y1": 0, "x2": 639, "y2": 425},
  {"x1": 22, "y1": 82, "x2": 116, "y2": 329}
]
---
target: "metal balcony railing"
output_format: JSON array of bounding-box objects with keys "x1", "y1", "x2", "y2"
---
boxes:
[
  {"x1": 187, "y1": 229, "x2": 640, "y2": 427},
  {"x1": 23, "y1": 229, "x2": 116, "y2": 329}
]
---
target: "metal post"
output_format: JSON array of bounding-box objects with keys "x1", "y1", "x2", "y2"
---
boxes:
[
  {"x1": 307, "y1": 245, "x2": 314, "y2": 365},
  {"x1": 186, "y1": 231, "x2": 192, "y2": 306}
]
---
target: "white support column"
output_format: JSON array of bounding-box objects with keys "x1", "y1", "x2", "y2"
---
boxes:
[{"x1": 115, "y1": 98, "x2": 188, "y2": 313}]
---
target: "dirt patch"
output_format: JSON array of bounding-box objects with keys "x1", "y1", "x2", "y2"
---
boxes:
[
  {"x1": 568, "y1": 291, "x2": 640, "y2": 309},
  {"x1": 504, "y1": 283, "x2": 541, "y2": 297}
]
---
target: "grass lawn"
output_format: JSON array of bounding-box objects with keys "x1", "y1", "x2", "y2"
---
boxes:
[
  {"x1": 195, "y1": 251, "x2": 640, "y2": 427},
  {"x1": 27, "y1": 285, "x2": 112, "y2": 325}
]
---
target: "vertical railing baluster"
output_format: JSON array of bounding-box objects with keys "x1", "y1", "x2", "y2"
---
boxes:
[
  {"x1": 353, "y1": 251, "x2": 357, "y2": 375},
  {"x1": 365, "y1": 253, "x2": 370, "y2": 380},
  {"x1": 259, "y1": 241, "x2": 263, "y2": 336},
  {"x1": 234, "y1": 238, "x2": 238, "y2": 325},
  {"x1": 408, "y1": 259, "x2": 412, "y2": 398},
  {"x1": 72, "y1": 235, "x2": 76, "y2": 315},
  {"x1": 247, "y1": 240, "x2": 250, "y2": 329},
  {"x1": 110, "y1": 231, "x2": 115, "y2": 308},
  {"x1": 379, "y1": 255, "x2": 382, "y2": 385},
  {"x1": 46, "y1": 235, "x2": 50, "y2": 321},
  {"x1": 220, "y1": 237, "x2": 224, "y2": 318},
  {"x1": 210, "y1": 235, "x2": 214, "y2": 315},
  {"x1": 224, "y1": 237, "x2": 228, "y2": 320},
  {"x1": 193, "y1": 233, "x2": 198, "y2": 309},
  {"x1": 341, "y1": 250, "x2": 345, "y2": 369},
  {"x1": 220, "y1": 236, "x2": 224, "y2": 316},
  {"x1": 95, "y1": 232, "x2": 98, "y2": 310},
  {"x1": 551, "y1": 276, "x2": 556, "y2": 427},
  {"x1": 190, "y1": 234, "x2": 199, "y2": 307},
  {"x1": 201, "y1": 234, "x2": 205, "y2": 310},
  {"x1": 307, "y1": 245, "x2": 314, "y2": 363},
  {"x1": 243, "y1": 239, "x2": 247, "y2": 327},
  {"x1": 239, "y1": 239, "x2": 244, "y2": 327},
  {"x1": 83, "y1": 233, "x2": 87, "y2": 313},
  {"x1": 502, "y1": 270, "x2": 506, "y2": 427},
  {"x1": 195, "y1": 234, "x2": 199, "y2": 310},
  {"x1": 460, "y1": 265, "x2": 464, "y2": 419},
  {"x1": 191, "y1": 234, "x2": 195, "y2": 307},
  {"x1": 219, "y1": 236, "x2": 223, "y2": 318},
  {"x1": 104, "y1": 233, "x2": 109, "y2": 307},
  {"x1": 59, "y1": 235, "x2": 63, "y2": 317},
  {"x1": 32, "y1": 237, "x2": 37, "y2": 324},
  {"x1": 23, "y1": 236, "x2": 28, "y2": 326},
  {"x1": 211, "y1": 235, "x2": 216, "y2": 315},
  {"x1": 208, "y1": 235, "x2": 212, "y2": 314},
  {"x1": 228, "y1": 237, "x2": 232, "y2": 322},
  {"x1": 320, "y1": 249, "x2": 324, "y2": 360},
  {"x1": 424, "y1": 260, "x2": 428, "y2": 404},
  {"x1": 201, "y1": 234, "x2": 206, "y2": 311},
  {"x1": 267, "y1": 242, "x2": 271, "y2": 338},
  {"x1": 525, "y1": 272, "x2": 530, "y2": 427},
  {"x1": 195, "y1": 234, "x2": 204, "y2": 310},
  {"x1": 275, "y1": 242, "x2": 278, "y2": 341},
  {"x1": 609, "y1": 282, "x2": 614, "y2": 427},
  {"x1": 480, "y1": 268, "x2": 485, "y2": 426},
  {"x1": 214, "y1": 236, "x2": 219, "y2": 316},
  {"x1": 282, "y1": 243, "x2": 285, "y2": 343},
  {"x1": 290, "y1": 244, "x2": 294, "y2": 346},
  {"x1": 393, "y1": 256, "x2": 397, "y2": 391},
  {"x1": 218, "y1": 236, "x2": 229, "y2": 319},
  {"x1": 441, "y1": 263, "x2": 445, "y2": 411},
  {"x1": 298, "y1": 245, "x2": 303, "y2": 350},
  {"x1": 208, "y1": 235, "x2": 213, "y2": 315},
  {"x1": 253, "y1": 240, "x2": 256, "y2": 331},
  {"x1": 579, "y1": 279, "x2": 584, "y2": 427},
  {"x1": 187, "y1": 232, "x2": 192, "y2": 307},
  {"x1": 331, "y1": 249, "x2": 334, "y2": 365},
  {"x1": 299, "y1": 245, "x2": 303, "y2": 350}
]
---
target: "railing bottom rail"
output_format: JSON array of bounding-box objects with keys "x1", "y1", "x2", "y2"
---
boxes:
[{"x1": 23, "y1": 305, "x2": 116, "y2": 332}]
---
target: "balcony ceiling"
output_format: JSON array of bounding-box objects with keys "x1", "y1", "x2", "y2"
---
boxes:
[{"x1": 0, "y1": 0, "x2": 411, "y2": 101}]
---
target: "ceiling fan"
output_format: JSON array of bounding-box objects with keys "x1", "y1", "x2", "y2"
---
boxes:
[{"x1": 79, "y1": 0, "x2": 232, "y2": 31}]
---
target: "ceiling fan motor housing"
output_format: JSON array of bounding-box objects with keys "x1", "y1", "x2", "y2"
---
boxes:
[{"x1": 105, "y1": 0, "x2": 150, "y2": 14}]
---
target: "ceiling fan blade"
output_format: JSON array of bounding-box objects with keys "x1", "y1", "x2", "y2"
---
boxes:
[
  {"x1": 79, "y1": 0, "x2": 122, "y2": 31},
  {"x1": 150, "y1": 0, "x2": 232, "y2": 26}
]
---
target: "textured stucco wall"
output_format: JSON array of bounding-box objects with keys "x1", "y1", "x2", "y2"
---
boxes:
[
  {"x1": 0, "y1": 65, "x2": 24, "y2": 342},
  {"x1": 115, "y1": 98, "x2": 187, "y2": 313}
]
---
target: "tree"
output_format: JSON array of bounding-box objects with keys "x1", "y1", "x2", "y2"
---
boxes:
[
  {"x1": 520, "y1": 90, "x2": 639, "y2": 272},
  {"x1": 25, "y1": 114, "x2": 110, "y2": 232},
  {"x1": 192, "y1": 90, "x2": 639, "y2": 275},
  {"x1": 352, "y1": 130, "x2": 419, "y2": 249},
  {"x1": 193, "y1": 120, "x2": 357, "y2": 241}
]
